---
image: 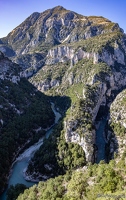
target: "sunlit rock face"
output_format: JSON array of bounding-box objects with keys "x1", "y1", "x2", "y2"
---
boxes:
[{"x1": 0, "y1": 5, "x2": 124, "y2": 73}]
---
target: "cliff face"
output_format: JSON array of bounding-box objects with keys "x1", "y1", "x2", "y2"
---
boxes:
[
  {"x1": 108, "y1": 90, "x2": 126, "y2": 161},
  {"x1": 46, "y1": 42, "x2": 125, "y2": 67},
  {"x1": 13, "y1": 53, "x2": 45, "y2": 78},
  {"x1": 0, "y1": 51, "x2": 21, "y2": 83},
  {"x1": 110, "y1": 90, "x2": 126, "y2": 127}
]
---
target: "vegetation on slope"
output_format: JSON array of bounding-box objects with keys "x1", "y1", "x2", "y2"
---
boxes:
[
  {"x1": 70, "y1": 31, "x2": 123, "y2": 53},
  {"x1": 107, "y1": 89, "x2": 126, "y2": 163},
  {"x1": 15, "y1": 158, "x2": 126, "y2": 200},
  {"x1": 0, "y1": 78, "x2": 55, "y2": 193},
  {"x1": 27, "y1": 57, "x2": 113, "y2": 176},
  {"x1": 26, "y1": 120, "x2": 86, "y2": 180}
]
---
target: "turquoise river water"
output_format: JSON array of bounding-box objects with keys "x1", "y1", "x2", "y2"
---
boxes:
[{"x1": 0, "y1": 103, "x2": 61, "y2": 200}]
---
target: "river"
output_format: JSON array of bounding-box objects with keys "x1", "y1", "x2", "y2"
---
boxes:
[
  {"x1": 0, "y1": 103, "x2": 61, "y2": 200},
  {"x1": 95, "y1": 117, "x2": 107, "y2": 163}
]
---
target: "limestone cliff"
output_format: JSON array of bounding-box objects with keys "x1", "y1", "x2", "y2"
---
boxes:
[{"x1": 109, "y1": 90, "x2": 126, "y2": 161}]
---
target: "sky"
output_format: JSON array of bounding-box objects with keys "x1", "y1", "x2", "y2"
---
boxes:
[{"x1": 0, "y1": 0, "x2": 126, "y2": 38}]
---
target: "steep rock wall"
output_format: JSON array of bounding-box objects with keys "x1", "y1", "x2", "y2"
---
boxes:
[
  {"x1": 108, "y1": 90, "x2": 126, "y2": 160},
  {"x1": 64, "y1": 120, "x2": 95, "y2": 162},
  {"x1": 45, "y1": 44, "x2": 125, "y2": 67}
]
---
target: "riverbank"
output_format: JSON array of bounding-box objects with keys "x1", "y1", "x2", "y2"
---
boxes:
[
  {"x1": 23, "y1": 167, "x2": 49, "y2": 182},
  {"x1": 0, "y1": 102, "x2": 61, "y2": 200}
]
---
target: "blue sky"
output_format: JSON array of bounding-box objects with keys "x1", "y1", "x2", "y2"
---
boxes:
[{"x1": 0, "y1": 0, "x2": 126, "y2": 38}]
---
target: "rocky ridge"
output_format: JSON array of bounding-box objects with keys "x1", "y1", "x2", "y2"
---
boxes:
[
  {"x1": 1, "y1": 6, "x2": 122, "y2": 55},
  {"x1": 0, "y1": 6, "x2": 124, "y2": 77}
]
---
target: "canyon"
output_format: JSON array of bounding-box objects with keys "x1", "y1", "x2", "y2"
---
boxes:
[{"x1": 0, "y1": 5, "x2": 126, "y2": 199}]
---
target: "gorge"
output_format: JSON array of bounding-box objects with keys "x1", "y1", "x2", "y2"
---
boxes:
[{"x1": 0, "y1": 5, "x2": 126, "y2": 199}]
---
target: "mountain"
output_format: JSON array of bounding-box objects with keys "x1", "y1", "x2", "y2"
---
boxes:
[
  {"x1": 2, "y1": 6, "x2": 122, "y2": 55},
  {"x1": 0, "y1": 6, "x2": 124, "y2": 77},
  {"x1": 0, "y1": 5, "x2": 126, "y2": 198}
]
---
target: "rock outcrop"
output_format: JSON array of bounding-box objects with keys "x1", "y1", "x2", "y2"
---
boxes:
[
  {"x1": 13, "y1": 53, "x2": 45, "y2": 78},
  {"x1": 110, "y1": 89, "x2": 126, "y2": 127},
  {"x1": 0, "y1": 51, "x2": 21, "y2": 83},
  {"x1": 64, "y1": 120, "x2": 95, "y2": 162},
  {"x1": 45, "y1": 44, "x2": 125, "y2": 67},
  {"x1": 108, "y1": 90, "x2": 126, "y2": 160}
]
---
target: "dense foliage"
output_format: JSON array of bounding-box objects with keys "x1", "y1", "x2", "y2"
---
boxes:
[
  {"x1": 26, "y1": 120, "x2": 86, "y2": 180},
  {"x1": 17, "y1": 160, "x2": 126, "y2": 200},
  {"x1": 0, "y1": 78, "x2": 55, "y2": 193}
]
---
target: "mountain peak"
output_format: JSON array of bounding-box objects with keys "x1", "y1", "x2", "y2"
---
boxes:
[
  {"x1": 0, "y1": 6, "x2": 123, "y2": 57},
  {"x1": 42, "y1": 5, "x2": 68, "y2": 16},
  {"x1": 45, "y1": 5, "x2": 70, "y2": 17},
  {"x1": 52, "y1": 5, "x2": 67, "y2": 11}
]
